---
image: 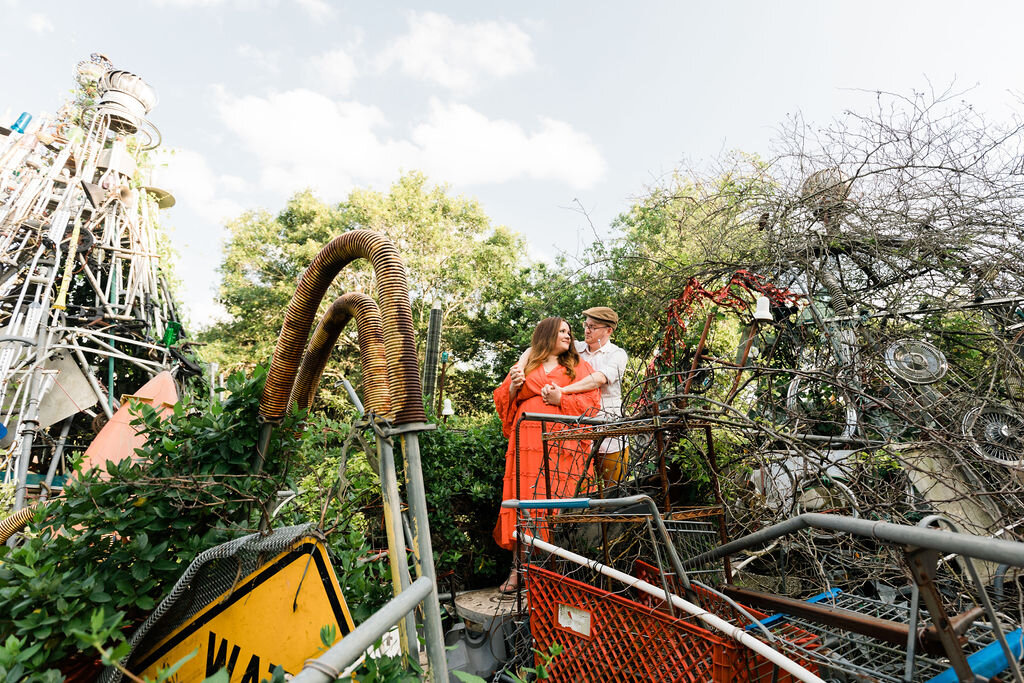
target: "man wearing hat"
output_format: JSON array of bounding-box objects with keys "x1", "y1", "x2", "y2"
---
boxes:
[{"x1": 540, "y1": 306, "x2": 629, "y2": 483}]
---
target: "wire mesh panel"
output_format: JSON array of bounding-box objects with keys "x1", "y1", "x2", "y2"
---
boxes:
[{"x1": 526, "y1": 564, "x2": 820, "y2": 683}]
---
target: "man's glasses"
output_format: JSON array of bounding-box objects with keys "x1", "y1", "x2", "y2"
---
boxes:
[{"x1": 583, "y1": 323, "x2": 608, "y2": 331}]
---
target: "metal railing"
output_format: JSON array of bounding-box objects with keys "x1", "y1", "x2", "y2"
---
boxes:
[{"x1": 292, "y1": 576, "x2": 433, "y2": 682}]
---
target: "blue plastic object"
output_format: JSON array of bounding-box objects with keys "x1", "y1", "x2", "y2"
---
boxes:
[
  {"x1": 514, "y1": 498, "x2": 591, "y2": 510},
  {"x1": 926, "y1": 628, "x2": 1024, "y2": 682},
  {"x1": 0, "y1": 423, "x2": 7, "y2": 440},
  {"x1": 11, "y1": 112, "x2": 31, "y2": 134}
]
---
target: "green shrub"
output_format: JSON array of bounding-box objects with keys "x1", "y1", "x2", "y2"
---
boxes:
[{"x1": 0, "y1": 366, "x2": 381, "y2": 676}]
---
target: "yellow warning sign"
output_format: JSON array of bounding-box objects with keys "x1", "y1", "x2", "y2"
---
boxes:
[{"x1": 135, "y1": 539, "x2": 355, "y2": 682}]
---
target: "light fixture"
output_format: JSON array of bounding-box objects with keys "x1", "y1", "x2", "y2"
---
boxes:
[
  {"x1": 753, "y1": 296, "x2": 773, "y2": 322},
  {"x1": 441, "y1": 398, "x2": 455, "y2": 417}
]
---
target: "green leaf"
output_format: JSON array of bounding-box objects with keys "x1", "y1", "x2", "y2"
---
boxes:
[
  {"x1": 157, "y1": 648, "x2": 196, "y2": 682},
  {"x1": 130, "y1": 562, "x2": 149, "y2": 582},
  {"x1": 452, "y1": 671, "x2": 488, "y2": 683},
  {"x1": 202, "y1": 668, "x2": 230, "y2": 683}
]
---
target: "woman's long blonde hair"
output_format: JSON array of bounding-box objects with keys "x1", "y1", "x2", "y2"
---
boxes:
[{"x1": 523, "y1": 317, "x2": 580, "y2": 380}]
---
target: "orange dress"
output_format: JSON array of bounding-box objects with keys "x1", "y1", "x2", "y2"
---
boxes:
[{"x1": 493, "y1": 361, "x2": 602, "y2": 551}]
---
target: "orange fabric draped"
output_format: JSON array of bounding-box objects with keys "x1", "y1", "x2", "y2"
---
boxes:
[{"x1": 493, "y1": 360, "x2": 602, "y2": 551}]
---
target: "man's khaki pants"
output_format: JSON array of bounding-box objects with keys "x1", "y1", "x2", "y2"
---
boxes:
[{"x1": 596, "y1": 445, "x2": 629, "y2": 484}]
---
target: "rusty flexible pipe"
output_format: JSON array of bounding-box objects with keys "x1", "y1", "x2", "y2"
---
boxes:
[
  {"x1": 289, "y1": 293, "x2": 392, "y2": 416},
  {"x1": 0, "y1": 504, "x2": 36, "y2": 544},
  {"x1": 260, "y1": 230, "x2": 424, "y2": 425}
]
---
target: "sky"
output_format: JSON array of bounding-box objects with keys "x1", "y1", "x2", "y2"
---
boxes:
[{"x1": 1, "y1": 1, "x2": 1022, "y2": 327}]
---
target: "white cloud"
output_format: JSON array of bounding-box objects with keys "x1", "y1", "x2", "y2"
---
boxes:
[
  {"x1": 236, "y1": 44, "x2": 282, "y2": 75},
  {"x1": 214, "y1": 88, "x2": 605, "y2": 195},
  {"x1": 293, "y1": 0, "x2": 333, "y2": 20},
  {"x1": 151, "y1": 0, "x2": 228, "y2": 6},
  {"x1": 152, "y1": 147, "x2": 245, "y2": 223},
  {"x1": 215, "y1": 87, "x2": 412, "y2": 195},
  {"x1": 310, "y1": 48, "x2": 358, "y2": 95},
  {"x1": 218, "y1": 174, "x2": 249, "y2": 193},
  {"x1": 379, "y1": 11, "x2": 535, "y2": 90},
  {"x1": 413, "y1": 99, "x2": 606, "y2": 189},
  {"x1": 27, "y1": 13, "x2": 54, "y2": 33}
]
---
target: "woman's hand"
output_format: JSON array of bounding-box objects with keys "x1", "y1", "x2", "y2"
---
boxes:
[
  {"x1": 541, "y1": 383, "x2": 562, "y2": 406},
  {"x1": 509, "y1": 364, "x2": 526, "y2": 394}
]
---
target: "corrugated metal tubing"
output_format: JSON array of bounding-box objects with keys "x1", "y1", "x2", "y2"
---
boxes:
[
  {"x1": 288, "y1": 292, "x2": 391, "y2": 416},
  {"x1": 0, "y1": 504, "x2": 36, "y2": 544},
  {"x1": 260, "y1": 230, "x2": 425, "y2": 425}
]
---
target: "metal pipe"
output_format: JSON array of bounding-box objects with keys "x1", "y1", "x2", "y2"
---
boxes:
[
  {"x1": 691, "y1": 580, "x2": 777, "y2": 643},
  {"x1": 400, "y1": 430, "x2": 449, "y2": 682},
  {"x1": 50, "y1": 343, "x2": 166, "y2": 372},
  {"x1": 253, "y1": 422, "x2": 272, "y2": 474},
  {"x1": 39, "y1": 417, "x2": 72, "y2": 502},
  {"x1": 903, "y1": 584, "x2": 921, "y2": 683},
  {"x1": 378, "y1": 435, "x2": 416, "y2": 662},
  {"x1": 70, "y1": 343, "x2": 113, "y2": 419},
  {"x1": 422, "y1": 301, "x2": 442, "y2": 402},
  {"x1": 686, "y1": 513, "x2": 1024, "y2": 569},
  {"x1": 340, "y1": 378, "x2": 364, "y2": 416},
  {"x1": 292, "y1": 576, "x2": 433, "y2": 683},
  {"x1": 516, "y1": 531, "x2": 825, "y2": 683},
  {"x1": 589, "y1": 494, "x2": 692, "y2": 591},
  {"x1": 720, "y1": 585, "x2": 955, "y2": 656},
  {"x1": 13, "y1": 325, "x2": 46, "y2": 510},
  {"x1": 643, "y1": 517, "x2": 675, "y2": 616}
]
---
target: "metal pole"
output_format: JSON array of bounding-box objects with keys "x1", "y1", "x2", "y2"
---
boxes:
[
  {"x1": 13, "y1": 326, "x2": 46, "y2": 510},
  {"x1": 589, "y1": 494, "x2": 693, "y2": 592},
  {"x1": 39, "y1": 416, "x2": 72, "y2": 503},
  {"x1": 340, "y1": 377, "x2": 364, "y2": 416},
  {"x1": 400, "y1": 430, "x2": 449, "y2": 682},
  {"x1": 253, "y1": 422, "x2": 272, "y2": 474},
  {"x1": 209, "y1": 361, "x2": 218, "y2": 403},
  {"x1": 377, "y1": 434, "x2": 417, "y2": 663},
  {"x1": 422, "y1": 301, "x2": 442, "y2": 402},
  {"x1": 292, "y1": 576, "x2": 433, "y2": 683},
  {"x1": 686, "y1": 512, "x2": 1024, "y2": 569}
]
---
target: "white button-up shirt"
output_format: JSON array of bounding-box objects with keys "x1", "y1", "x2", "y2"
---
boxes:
[{"x1": 576, "y1": 339, "x2": 627, "y2": 453}]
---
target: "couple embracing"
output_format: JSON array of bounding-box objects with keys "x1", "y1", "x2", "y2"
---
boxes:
[{"x1": 492, "y1": 307, "x2": 627, "y2": 591}]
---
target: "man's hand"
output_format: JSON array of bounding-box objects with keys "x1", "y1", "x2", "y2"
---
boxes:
[
  {"x1": 541, "y1": 383, "x2": 562, "y2": 406},
  {"x1": 509, "y1": 364, "x2": 526, "y2": 394}
]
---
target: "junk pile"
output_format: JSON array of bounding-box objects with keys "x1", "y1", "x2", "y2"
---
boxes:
[
  {"x1": 0, "y1": 54, "x2": 192, "y2": 518},
  {"x1": 491, "y1": 97, "x2": 1024, "y2": 681}
]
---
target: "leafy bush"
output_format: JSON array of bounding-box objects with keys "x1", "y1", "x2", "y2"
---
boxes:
[{"x1": 0, "y1": 366, "x2": 385, "y2": 677}]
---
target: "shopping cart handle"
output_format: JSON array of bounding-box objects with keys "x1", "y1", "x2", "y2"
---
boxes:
[
  {"x1": 926, "y1": 627, "x2": 1023, "y2": 683},
  {"x1": 501, "y1": 498, "x2": 591, "y2": 510}
]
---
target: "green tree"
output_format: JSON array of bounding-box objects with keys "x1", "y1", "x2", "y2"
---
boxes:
[{"x1": 201, "y1": 173, "x2": 529, "y2": 415}]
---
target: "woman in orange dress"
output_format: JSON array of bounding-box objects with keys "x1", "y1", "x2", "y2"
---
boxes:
[{"x1": 493, "y1": 317, "x2": 602, "y2": 591}]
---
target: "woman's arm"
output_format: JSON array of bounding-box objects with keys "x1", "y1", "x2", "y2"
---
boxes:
[
  {"x1": 493, "y1": 373, "x2": 518, "y2": 437},
  {"x1": 543, "y1": 366, "x2": 607, "y2": 406},
  {"x1": 547, "y1": 362, "x2": 602, "y2": 415}
]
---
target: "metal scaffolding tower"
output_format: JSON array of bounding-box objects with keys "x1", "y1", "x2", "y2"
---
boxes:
[{"x1": 0, "y1": 54, "x2": 190, "y2": 510}]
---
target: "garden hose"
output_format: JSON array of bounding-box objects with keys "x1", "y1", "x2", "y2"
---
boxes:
[
  {"x1": 260, "y1": 229, "x2": 425, "y2": 425},
  {"x1": 0, "y1": 504, "x2": 36, "y2": 544},
  {"x1": 289, "y1": 292, "x2": 392, "y2": 416}
]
